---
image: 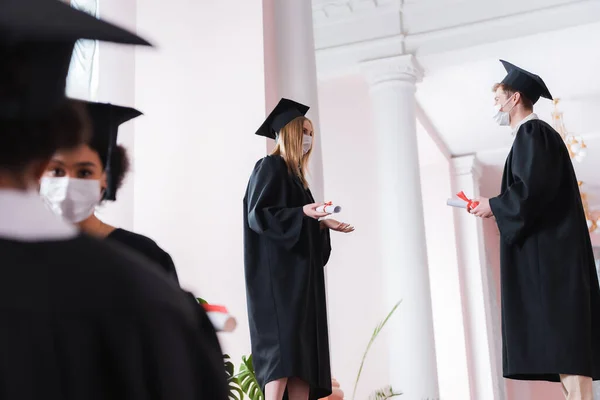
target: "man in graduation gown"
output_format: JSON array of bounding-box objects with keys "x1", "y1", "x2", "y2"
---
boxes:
[
  {"x1": 471, "y1": 60, "x2": 600, "y2": 399},
  {"x1": 0, "y1": 1, "x2": 228, "y2": 399}
]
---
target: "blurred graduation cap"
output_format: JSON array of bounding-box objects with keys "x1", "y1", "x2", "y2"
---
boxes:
[
  {"x1": 0, "y1": 0, "x2": 151, "y2": 120},
  {"x1": 255, "y1": 98, "x2": 310, "y2": 140},
  {"x1": 499, "y1": 60, "x2": 553, "y2": 105},
  {"x1": 84, "y1": 102, "x2": 142, "y2": 201}
]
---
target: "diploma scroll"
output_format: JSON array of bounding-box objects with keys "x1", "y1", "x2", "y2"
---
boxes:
[
  {"x1": 447, "y1": 191, "x2": 479, "y2": 210},
  {"x1": 207, "y1": 312, "x2": 237, "y2": 333},
  {"x1": 203, "y1": 303, "x2": 237, "y2": 333},
  {"x1": 316, "y1": 202, "x2": 341, "y2": 214},
  {"x1": 446, "y1": 198, "x2": 467, "y2": 209}
]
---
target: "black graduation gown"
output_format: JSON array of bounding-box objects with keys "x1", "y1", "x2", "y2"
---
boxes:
[
  {"x1": 489, "y1": 119, "x2": 600, "y2": 382},
  {"x1": 243, "y1": 155, "x2": 332, "y2": 399},
  {"x1": 0, "y1": 235, "x2": 229, "y2": 400},
  {"x1": 108, "y1": 228, "x2": 179, "y2": 283},
  {"x1": 106, "y1": 228, "x2": 224, "y2": 369}
]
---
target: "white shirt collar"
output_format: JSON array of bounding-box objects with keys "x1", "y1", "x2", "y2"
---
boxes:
[
  {"x1": 513, "y1": 113, "x2": 538, "y2": 134},
  {"x1": 0, "y1": 189, "x2": 77, "y2": 241}
]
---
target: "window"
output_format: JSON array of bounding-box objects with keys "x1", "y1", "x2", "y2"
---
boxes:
[{"x1": 64, "y1": 0, "x2": 100, "y2": 101}]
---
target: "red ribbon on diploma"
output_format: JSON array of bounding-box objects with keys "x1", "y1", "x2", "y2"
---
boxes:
[
  {"x1": 203, "y1": 304, "x2": 229, "y2": 313},
  {"x1": 457, "y1": 191, "x2": 479, "y2": 211}
]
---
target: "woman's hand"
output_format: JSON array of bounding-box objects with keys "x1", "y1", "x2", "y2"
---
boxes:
[
  {"x1": 303, "y1": 203, "x2": 330, "y2": 219},
  {"x1": 320, "y1": 218, "x2": 355, "y2": 233}
]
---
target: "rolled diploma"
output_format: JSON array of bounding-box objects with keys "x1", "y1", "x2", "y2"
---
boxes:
[
  {"x1": 207, "y1": 311, "x2": 237, "y2": 333},
  {"x1": 316, "y1": 204, "x2": 341, "y2": 214},
  {"x1": 446, "y1": 198, "x2": 467, "y2": 209}
]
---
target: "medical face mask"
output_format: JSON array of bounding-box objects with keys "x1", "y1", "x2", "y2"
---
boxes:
[
  {"x1": 302, "y1": 134, "x2": 312, "y2": 155},
  {"x1": 493, "y1": 94, "x2": 517, "y2": 126},
  {"x1": 39, "y1": 177, "x2": 101, "y2": 223}
]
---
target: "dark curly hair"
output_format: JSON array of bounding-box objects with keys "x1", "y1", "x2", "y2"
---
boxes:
[{"x1": 108, "y1": 144, "x2": 131, "y2": 194}]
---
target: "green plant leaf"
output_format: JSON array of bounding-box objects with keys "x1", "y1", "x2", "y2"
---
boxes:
[
  {"x1": 236, "y1": 355, "x2": 264, "y2": 400},
  {"x1": 224, "y1": 360, "x2": 235, "y2": 377},
  {"x1": 368, "y1": 385, "x2": 402, "y2": 400},
  {"x1": 228, "y1": 380, "x2": 243, "y2": 400},
  {"x1": 222, "y1": 354, "x2": 243, "y2": 400},
  {"x1": 352, "y1": 300, "x2": 402, "y2": 400}
]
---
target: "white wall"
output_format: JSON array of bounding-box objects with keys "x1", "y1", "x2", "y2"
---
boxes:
[
  {"x1": 133, "y1": 0, "x2": 267, "y2": 364},
  {"x1": 318, "y1": 74, "x2": 389, "y2": 399}
]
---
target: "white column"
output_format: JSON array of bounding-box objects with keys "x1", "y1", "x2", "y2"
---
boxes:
[
  {"x1": 450, "y1": 155, "x2": 505, "y2": 400},
  {"x1": 263, "y1": 0, "x2": 325, "y2": 201},
  {"x1": 361, "y1": 54, "x2": 439, "y2": 399}
]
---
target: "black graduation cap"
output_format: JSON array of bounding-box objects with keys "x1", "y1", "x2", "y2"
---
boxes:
[
  {"x1": 85, "y1": 102, "x2": 142, "y2": 201},
  {"x1": 0, "y1": 0, "x2": 151, "y2": 120},
  {"x1": 255, "y1": 98, "x2": 310, "y2": 140},
  {"x1": 499, "y1": 60, "x2": 553, "y2": 105}
]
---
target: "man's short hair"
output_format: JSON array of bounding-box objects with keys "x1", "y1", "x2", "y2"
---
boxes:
[{"x1": 492, "y1": 83, "x2": 534, "y2": 111}]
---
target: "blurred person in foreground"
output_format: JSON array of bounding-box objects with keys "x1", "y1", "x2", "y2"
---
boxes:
[{"x1": 0, "y1": 0, "x2": 228, "y2": 398}]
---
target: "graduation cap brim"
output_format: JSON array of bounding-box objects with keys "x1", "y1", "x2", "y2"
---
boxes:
[
  {"x1": 0, "y1": 42, "x2": 74, "y2": 119},
  {"x1": 255, "y1": 98, "x2": 310, "y2": 140},
  {"x1": 83, "y1": 101, "x2": 142, "y2": 201},
  {"x1": 499, "y1": 60, "x2": 552, "y2": 104},
  {"x1": 0, "y1": 0, "x2": 152, "y2": 120},
  {"x1": 0, "y1": 0, "x2": 151, "y2": 46}
]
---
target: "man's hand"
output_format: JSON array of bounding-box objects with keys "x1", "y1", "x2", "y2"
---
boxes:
[{"x1": 470, "y1": 197, "x2": 494, "y2": 218}]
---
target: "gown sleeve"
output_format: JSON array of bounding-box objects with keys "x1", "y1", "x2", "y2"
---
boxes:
[
  {"x1": 489, "y1": 122, "x2": 563, "y2": 245},
  {"x1": 321, "y1": 226, "x2": 332, "y2": 267},
  {"x1": 246, "y1": 157, "x2": 306, "y2": 250}
]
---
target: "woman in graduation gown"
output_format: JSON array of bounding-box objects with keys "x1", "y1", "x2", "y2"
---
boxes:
[
  {"x1": 39, "y1": 102, "x2": 179, "y2": 282},
  {"x1": 39, "y1": 100, "x2": 225, "y2": 352},
  {"x1": 0, "y1": 1, "x2": 228, "y2": 399},
  {"x1": 243, "y1": 99, "x2": 354, "y2": 400}
]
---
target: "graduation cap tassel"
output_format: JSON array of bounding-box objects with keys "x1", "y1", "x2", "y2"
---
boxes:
[{"x1": 103, "y1": 108, "x2": 116, "y2": 201}]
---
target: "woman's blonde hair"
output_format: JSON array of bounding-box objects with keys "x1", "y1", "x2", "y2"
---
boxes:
[{"x1": 271, "y1": 116, "x2": 313, "y2": 188}]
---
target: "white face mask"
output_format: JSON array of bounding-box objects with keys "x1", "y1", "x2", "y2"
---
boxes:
[
  {"x1": 39, "y1": 177, "x2": 102, "y2": 223},
  {"x1": 492, "y1": 94, "x2": 516, "y2": 126},
  {"x1": 302, "y1": 134, "x2": 313, "y2": 155}
]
